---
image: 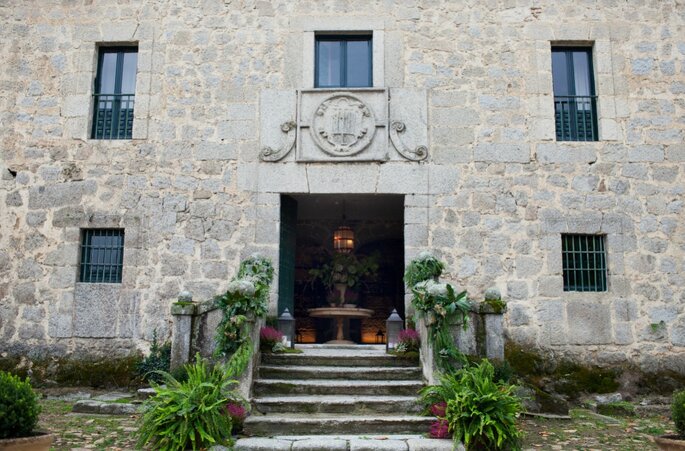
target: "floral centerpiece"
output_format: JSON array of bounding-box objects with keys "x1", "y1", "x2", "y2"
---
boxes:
[{"x1": 309, "y1": 252, "x2": 379, "y2": 306}]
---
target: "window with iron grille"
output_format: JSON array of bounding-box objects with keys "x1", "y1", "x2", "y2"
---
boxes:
[
  {"x1": 561, "y1": 234, "x2": 607, "y2": 292},
  {"x1": 92, "y1": 46, "x2": 137, "y2": 139},
  {"x1": 315, "y1": 35, "x2": 372, "y2": 88},
  {"x1": 80, "y1": 229, "x2": 125, "y2": 283},
  {"x1": 552, "y1": 47, "x2": 598, "y2": 141}
]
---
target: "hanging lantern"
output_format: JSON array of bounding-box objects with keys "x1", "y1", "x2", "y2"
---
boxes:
[
  {"x1": 277, "y1": 308, "x2": 295, "y2": 349},
  {"x1": 386, "y1": 309, "x2": 404, "y2": 352},
  {"x1": 333, "y1": 225, "x2": 355, "y2": 254}
]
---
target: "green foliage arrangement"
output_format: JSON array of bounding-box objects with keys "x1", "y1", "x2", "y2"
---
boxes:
[
  {"x1": 215, "y1": 254, "x2": 274, "y2": 357},
  {"x1": 136, "y1": 329, "x2": 171, "y2": 384},
  {"x1": 411, "y1": 278, "x2": 471, "y2": 371},
  {"x1": 404, "y1": 251, "x2": 445, "y2": 288},
  {"x1": 0, "y1": 371, "x2": 41, "y2": 439},
  {"x1": 137, "y1": 355, "x2": 244, "y2": 451},
  {"x1": 309, "y1": 252, "x2": 379, "y2": 290},
  {"x1": 421, "y1": 360, "x2": 523, "y2": 451},
  {"x1": 673, "y1": 389, "x2": 685, "y2": 437}
]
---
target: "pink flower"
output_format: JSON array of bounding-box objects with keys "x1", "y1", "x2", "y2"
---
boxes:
[
  {"x1": 430, "y1": 401, "x2": 447, "y2": 417},
  {"x1": 226, "y1": 402, "x2": 247, "y2": 424},
  {"x1": 260, "y1": 326, "x2": 283, "y2": 345},
  {"x1": 429, "y1": 419, "x2": 450, "y2": 439}
]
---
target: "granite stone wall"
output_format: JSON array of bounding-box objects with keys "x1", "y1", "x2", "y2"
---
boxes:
[{"x1": 0, "y1": 0, "x2": 683, "y2": 374}]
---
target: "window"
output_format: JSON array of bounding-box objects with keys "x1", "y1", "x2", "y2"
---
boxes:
[
  {"x1": 80, "y1": 229, "x2": 125, "y2": 283},
  {"x1": 552, "y1": 47, "x2": 597, "y2": 141},
  {"x1": 92, "y1": 46, "x2": 138, "y2": 139},
  {"x1": 561, "y1": 234, "x2": 607, "y2": 292},
  {"x1": 315, "y1": 35, "x2": 372, "y2": 88}
]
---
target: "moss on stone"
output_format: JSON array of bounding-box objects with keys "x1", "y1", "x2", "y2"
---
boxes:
[{"x1": 597, "y1": 401, "x2": 636, "y2": 417}]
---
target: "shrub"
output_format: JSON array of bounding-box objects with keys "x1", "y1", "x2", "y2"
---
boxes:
[
  {"x1": 396, "y1": 329, "x2": 420, "y2": 353},
  {"x1": 260, "y1": 326, "x2": 284, "y2": 352},
  {"x1": 136, "y1": 330, "x2": 171, "y2": 384},
  {"x1": 673, "y1": 389, "x2": 685, "y2": 437},
  {"x1": 445, "y1": 360, "x2": 522, "y2": 450},
  {"x1": 137, "y1": 355, "x2": 244, "y2": 451},
  {"x1": 0, "y1": 371, "x2": 41, "y2": 439}
]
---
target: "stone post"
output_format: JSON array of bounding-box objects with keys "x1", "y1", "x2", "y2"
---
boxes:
[
  {"x1": 480, "y1": 287, "x2": 507, "y2": 361},
  {"x1": 170, "y1": 291, "x2": 196, "y2": 372}
]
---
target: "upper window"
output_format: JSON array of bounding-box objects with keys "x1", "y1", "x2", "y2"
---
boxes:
[
  {"x1": 552, "y1": 47, "x2": 597, "y2": 142},
  {"x1": 80, "y1": 229, "x2": 125, "y2": 283},
  {"x1": 92, "y1": 46, "x2": 138, "y2": 140},
  {"x1": 561, "y1": 234, "x2": 607, "y2": 292},
  {"x1": 315, "y1": 35, "x2": 372, "y2": 88}
]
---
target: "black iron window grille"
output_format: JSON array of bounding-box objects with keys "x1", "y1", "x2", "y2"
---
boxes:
[
  {"x1": 561, "y1": 234, "x2": 607, "y2": 292},
  {"x1": 80, "y1": 229, "x2": 125, "y2": 283},
  {"x1": 315, "y1": 35, "x2": 372, "y2": 88},
  {"x1": 92, "y1": 46, "x2": 137, "y2": 139},
  {"x1": 552, "y1": 47, "x2": 598, "y2": 141}
]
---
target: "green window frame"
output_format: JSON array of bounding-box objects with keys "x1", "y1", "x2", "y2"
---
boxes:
[
  {"x1": 92, "y1": 46, "x2": 138, "y2": 139},
  {"x1": 315, "y1": 35, "x2": 372, "y2": 88},
  {"x1": 561, "y1": 234, "x2": 607, "y2": 292},
  {"x1": 80, "y1": 229, "x2": 125, "y2": 283},
  {"x1": 551, "y1": 47, "x2": 598, "y2": 142}
]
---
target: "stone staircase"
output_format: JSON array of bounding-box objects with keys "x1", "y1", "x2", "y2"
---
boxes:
[{"x1": 244, "y1": 344, "x2": 435, "y2": 436}]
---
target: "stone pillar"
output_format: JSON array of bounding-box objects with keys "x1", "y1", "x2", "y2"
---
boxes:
[
  {"x1": 170, "y1": 292, "x2": 196, "y2": 372},
  {"x1": 483, "y1": 311, "x2": 505, "y2": 361}
]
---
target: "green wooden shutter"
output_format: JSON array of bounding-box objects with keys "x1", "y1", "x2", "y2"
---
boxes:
[{"x1": 278, "y1": 196, "x2": 297, "y2": 314}]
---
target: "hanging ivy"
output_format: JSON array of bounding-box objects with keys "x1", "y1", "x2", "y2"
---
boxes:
[
  {"x1": 405, "y1": 253, "x2": 471, "y2": 372},
  {"x1": 215, "y1": 254, "x2": 274, "y2": 359}
]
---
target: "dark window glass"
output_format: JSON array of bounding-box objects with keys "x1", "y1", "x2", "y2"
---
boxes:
[
  {"x1": 561, "y1": 234, "x2": 607, "y2": 292},
  {"x1": 316, "y1": 35, "x2": 372, "y2": 88},
  {"x1": 92, "y1": 46, "x2": 137, "y2": 139},
  {"x1": 552, "y1": 47, "x2": 597, "y2": 141},
  {"x1": 80, "y1": 229, "x2": 125, "y2": 283}
]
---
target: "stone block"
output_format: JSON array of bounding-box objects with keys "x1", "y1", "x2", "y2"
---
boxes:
[
  {"x1": 195, "y1": 142, "x2": 236, "y2": 161},
  {"x1": 538, "y1": 276, "x2": 563, "y2": 297},
  {"x1": 13, "y1": 282, "x2": 36, "y2": 304},
  {"x1": 292, "y1": 438, "x2": 347, "y2": 450},
  {"x1": 474, "y1": 144, "x2": 530, "y2": 163},
  {"x1": 235, "y1": 438, "x2": 293, "y2": 451},
  {"x1": 614, "y1": 322, "x2": 634, "y2": 345},
  {"x1": 257, "y1": 163, "x2": 308, "y2": 193},
  {"x1": 627, "y1": 145, "x2": 664, "y2": 162},
  {"x1": 73, "y1": 283, "x2": 120, "y2": 338},
  {"x1": 428, "y1": 165, "x2": 459, "y2": 195},
  {"x1": 536, "y1": 144, "x2": 597, "y2": 164},
  {"x1": 350, "y1": 439, "x2": 408, "y2": 451},
  {"x1": 377, "y1": 163, "x2": 428, "y2": 194},
  {"x1": 506, "y1": 280, "x2": 528, "y2": 300},
  {"x1": 307, "y1": 164, "x2": 379, "y2": 194},
  {"x1": 52, "y1": 206, "x2": 85, "y2": 227},
  {"x1": 566, "y1": 301, "x2": 612, "y2": 345},
  {"x1": 665, "y1": 144, "x2": 685, "y2": 161},
  {"x1": 28, "y1": 181, "x2": 96, "y2": 209}
]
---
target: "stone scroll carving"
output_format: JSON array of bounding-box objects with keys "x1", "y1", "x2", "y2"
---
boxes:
[
  {"x1": 389, "y1": 121, "x2": 428, "y2": 161},
  {"x1": 259, "y1": 121, "x2": 296, "y2": 162}
]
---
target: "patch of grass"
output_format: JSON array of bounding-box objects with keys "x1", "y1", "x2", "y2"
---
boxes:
[{"x1": 597, "y1": 401, "x2": 636, "y2": 417}]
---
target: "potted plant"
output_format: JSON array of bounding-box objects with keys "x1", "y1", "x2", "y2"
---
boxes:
[
  {"x1": 0, "y1": 371, "x2": 54, "y2": 451},
  {"x1": 655, "y1": 389, "x2": 685, "y2": 450},
  {"x1": 309, "y1": 252, "x2": 379, "y2": 307}
]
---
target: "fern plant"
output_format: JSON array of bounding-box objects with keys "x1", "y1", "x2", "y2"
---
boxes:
[
  {"x1": 404, "y1": 251, "x2": 445, "y2": 288},
  {"x1": 136, "y1": 329, "x2": 171, "y2": 383},
  {"x1": 442, "y1": 360, "x2": 523, "y2": 451},
  {"x1": 137, "y1": 355, "x2": 245, "y2": 451},
  {"x1": 673, "y1": 389, "x2": 685, "y2": 437}
]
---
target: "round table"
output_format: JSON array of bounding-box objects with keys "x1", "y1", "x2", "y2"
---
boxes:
[{"x1": 308, "y1": 307, "x2": 374, "y2": 344}]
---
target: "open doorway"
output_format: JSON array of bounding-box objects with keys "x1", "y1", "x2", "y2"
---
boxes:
[{"x1": 278, "y1": 194, "x2": 405, "y2": 345}]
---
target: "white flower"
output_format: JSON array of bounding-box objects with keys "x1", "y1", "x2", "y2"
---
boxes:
[
  {"x1": 428, "y1": 282, "x2": 448, "y2": 298},
  {"x1": 227, "y1": 278, "x2": 256, "y2": 297},
  {"x1": 417, "y1": 251, "x2": 435, "y2": 261}
]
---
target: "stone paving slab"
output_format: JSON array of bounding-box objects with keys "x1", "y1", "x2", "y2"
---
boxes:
[
  {"x1": 71, "y1": 399, "x2": 138, "y2": 415},
  {"x1": 232, "y1": 435, "x2": 460, "y2": 451}
]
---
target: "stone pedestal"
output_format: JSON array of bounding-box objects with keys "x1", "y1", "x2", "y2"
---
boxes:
[{"x1": 170, "y1": 303, "x2": 196, "y2": 372}]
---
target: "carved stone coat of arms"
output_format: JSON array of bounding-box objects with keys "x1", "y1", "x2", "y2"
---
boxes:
[{"x1": 311, "y1": 95, "x2": 376, "y2": 156}]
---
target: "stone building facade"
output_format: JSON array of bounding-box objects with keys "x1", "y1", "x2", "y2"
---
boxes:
[{"x1": 0, "y1": 0, "x2": 683, "y2": 375}]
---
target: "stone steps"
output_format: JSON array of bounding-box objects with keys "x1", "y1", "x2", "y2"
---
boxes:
[
  {"x1": 254, "y1": 395, "x2": 422, "y2": 414},
  {"x1": 253, "y1": 378, "x2": 424, "y2": 397},
  {"x1": 261, "y1": 353, "x2": 419, "y2": 367},
  {"x1": 243, "y1": 413, "x2": 434, "y2": 436},
  {"x1": 245, "y1": 344, "x2": 432, "y2": 436},
  {"x1": 259, "y1": 364, "x2": 423, "y2": 380}
]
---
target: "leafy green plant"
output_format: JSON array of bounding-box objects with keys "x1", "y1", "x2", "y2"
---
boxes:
[
  {"x1": 309, "y1": 252, "x2": 379, "y2": 291},
  {"x1": 0, "y1": 371, "x2": 41, "y2": 439},
  {"x1": 448, "y1": 360, "x2": 522, "y2": 450},
  {"x1": 215, "y1": 254, "x2": 274, "y2": 357},
  {"x1": 137, "y1": 355, "x2": 244, "y2": 451},
  {"x1": 404, "y1": 251, "x2": 445, "y2": 288},
  {"x1": 136, "y1": 329, "x2": 171, "y2": 384},
  {"x1": 673, "y1": 389, "x2": 685, "y2": 437},
  {"x1": 411, "y1": 278, "x2": 471, "y2": 371}
]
